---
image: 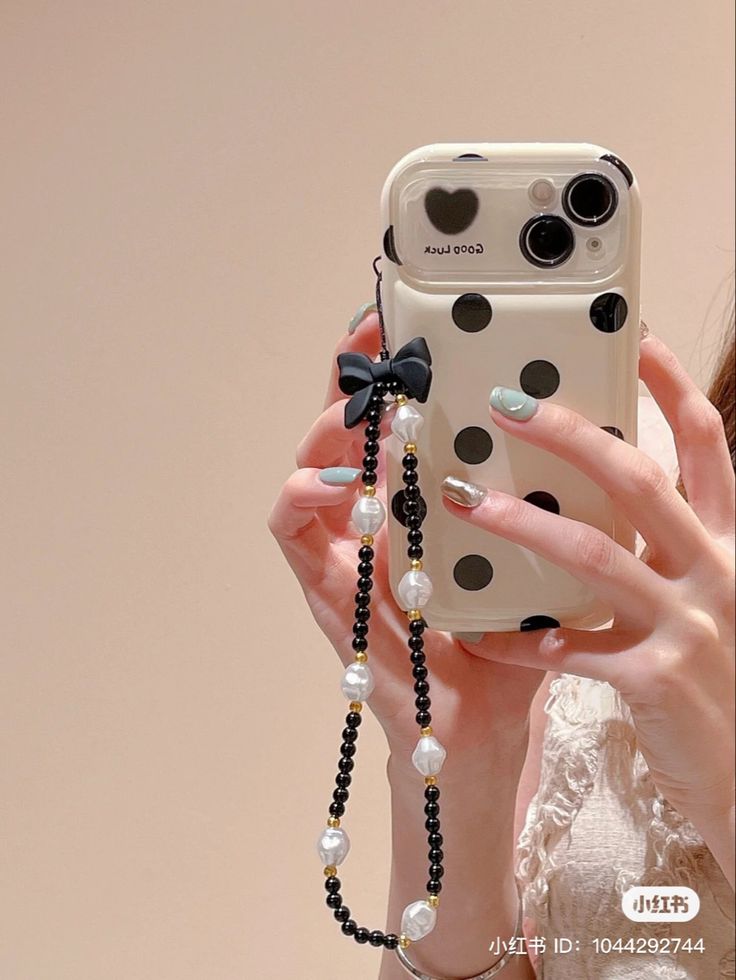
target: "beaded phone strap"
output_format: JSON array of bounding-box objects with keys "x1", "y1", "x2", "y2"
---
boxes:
[{"x1": 315, "y1": 258, "x2": 516, "y2": 978}]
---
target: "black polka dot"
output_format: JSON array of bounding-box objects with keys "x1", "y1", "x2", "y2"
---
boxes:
[
  {"x1": 383, "y1": 225, "x2": 401, "y2": 265},
  {"x1": 523, "y1": 490, "x2": 560, "y2": 514},
  {"x1": 391, "y1": 489, "x2": 427, "y2": 527},
  {"x1": 451, "y1": 293, "x2": 492, "y2": 333},
  {"x1": 520, "y1": 615, "x2": 560, "y2": 632},
  {"x1": 424, "y1": 187, "x2": 479, "y2": 235},
  {"x1": 453, "y1": 554, "x2": 494, "y2": 591},
  {"x1": 601, "y1": 425, "x2": 625, "y2": 440},
  {"x1": 453, "y1": 426, "x2": 493, "y2": 464},
  {"x1": 519, "y1": 360, "x2": 560, "y2": 399},
  {"x1": 590, "y1": 293, "x2": 628, "y2": 333}
]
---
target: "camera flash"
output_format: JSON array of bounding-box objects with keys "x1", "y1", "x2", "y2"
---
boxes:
[{"x1": 529, "y1": 179, "x2": 555, "y2": 206}]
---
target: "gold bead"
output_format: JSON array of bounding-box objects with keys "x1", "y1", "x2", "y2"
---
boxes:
[
  {"x1": 362, "y1": 485, "x2": 376, "y2": 497},
  {"x1": 424, "y1": 775, "x2": 437, "y2": 786},
  {"x1": 349, "y1": 701, "x2": 363, "y2": 713},
  {"x1": 407, "y1": 609, "x2": 422, "y2": 621},
  {"x1": 395, "y1": 394, "x2": 408, "y2": 406},
  {"x1": 327, "y1": 817, "x2": 340, "y2": 828},
  {"x1": 410, "y1": 559, "x2": 423, "y2": 571},
  {"x1": 420, "y1": 726, "x2": 433, "y2": 737},
  {"x1": 404, "y1": 442, "x2": 417, "y2": 454},
  {"x1": 355, "y1": 651, "x2": 368, "y2": 663},
  {"x1": 399, "y1": 934, "x2": 411, "y2": 949},
  {"x1": 360, "y1": 534, "x2": 374, "y2": 546},
  {"x1": 323, "y1": 865, "x2": 337, "y2": 877},
  {"x1": 428, "y1": 895, "x2": 440, "y2": 909}
]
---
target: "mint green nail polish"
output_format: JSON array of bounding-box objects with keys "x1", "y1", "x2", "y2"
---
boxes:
[
  {"x1": 489, "y1": 386, "x2": 539, "y2": 420},
  {"x1": 318, "y1": 466, "x2": 362, "y2": 485},
  {"x1": 348, "y1": 302, "x2": 378, "y2": 335}
]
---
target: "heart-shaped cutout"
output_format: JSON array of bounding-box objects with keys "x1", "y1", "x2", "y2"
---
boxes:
[{"x1": 424, "y1": 187, "x2": 479, "y2": 235}]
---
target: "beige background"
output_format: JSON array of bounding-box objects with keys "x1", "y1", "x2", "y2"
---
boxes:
[{"x1": 1, "y1": 2, "x2": 733, "y2": 978}]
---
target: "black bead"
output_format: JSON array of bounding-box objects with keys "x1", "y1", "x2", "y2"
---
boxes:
[
  {"x1": 325, "y1": 875, "x2": 341, "y2": 892},
  {"x1": 326, "y1": 893, "x2": 343, "y2": 908},
  {"x1": 407, "y1": 545, "x2": 423, "y2": 560},
  {"x1": 341, "y1": 919, "x2": 357, "y2": 936},
  {"x1": 416, "y1": 710, "x2": 432, "y2": 726},
  {"x1": 351, "y1": 637, "x2": 367, "y2": 652},
  {"x1": 429, "y1": 863, "x2": 444, "y2": 880},
  {"x1": 369, "y1": 930, "x2": 385, "y2": 947},
  {"x1": 362, "y1": 457, "x2": 378, "y2": 472},
  {"x1": 338, "y1": 757, "x2": 354, "y2": 773},
  {"x1": 340, "y1": 742, "x2": 356, "y2": 758},
  {"x1": 362, "y1": 472, "x2": 377, "y2": 486},
  {"x1": 408, "y1": 636, "x2": 425, "y2": 651},
  {"x1": 407, "y1": 516, "x2": 422, "y2": 530},
  {"x1": 409, "y1": 619, "x2": 426, "y2": 634},
  {"x1": 384, "y1": 933, "x2": 399, "y2": 950},
  {"x1": 415, "y1": 695, "x2": 431, "y2": 711},
  {"x1": 354, "y1": 927, "x2": 370, "y2": 944},
  {"x1": 425, "y1": 816, "x2": 440, "y2": 833},
  {"x1": 424, "y1": 801, "x2": 440, "y2": 817},
  {"x1": 402, "y1": 470, "x2": 418, "y2": 486},
  {"x1": 403, "y1": 484, "x2": 420, "y2": 501},
  {"x1": 428, "y1": 831, "x2": 443, "y2": 847},
  {"x1": 335, "y1": 773, "x2": 352, "y2": 788},
  {"x1": 334, "y1": 906, "x2": 350, "y2": 922},
  {"x1": 402, "y1": 454, "x2": 418, "y2": 470},
  {"x1": 329, "y1": 801, "x2": 345, "y2": 817},
  {"x1": 408, "y1": 529, "x2": 423, "y2": 544},
  {"x1": 412, "y1": 664, "x2": 428, "y2": 680},
  {"x1": 424, "y1": 784, "x2": 440, "y2": 801},
  {"x1": 427, "y1": 880, "x2": 442, "y2": 895},
  {"x1": 356, "y1": 577, "x2": 373, "y2": 592},
  {"x1": 355, "y1": 592, "x2": 371, "y2": 607},
  {"x1": 364, "y1": 440, "x2": 379, "y2": 455},
  {"x1": 429, "y1": 848, "x2": 444, "y2": 863},
  {"x1": 414, "y1": 680, "x2": 429, "y2": 696},
  {"x1": 410, "y1": 650, "x2": 426, "y2": 665},
  {"x1": 352, "y1": 621, "x2": 369, "y2": 638},
  {"x1": 345, "y1": 711, "x2": 362, "y2": 728},
  {"x1": 358, "y1": 545, "x2": 374, "y2": 562},
  {"x1": 402, "y1": 499, "x2": 419, "y2": 514},
  {"x1": 357, "y1": 561, "x2": 373, "y2": 577},
  {"x1": 365, "y1": 425, "x2": 380, "y2": 440},
  {"x1": 333, "y1": 788, "x2": 349, "y2": 804},
  {"x1": 354, "y1": 606, "x2": 370, "y2": 622},
  {"x1": 342, "y1": 727, "x2": 358, "y2": 743}
]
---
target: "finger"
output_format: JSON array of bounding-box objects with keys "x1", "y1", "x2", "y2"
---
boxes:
[
  {"x1": 457, "y1": 621, "x2": 641, "y2": 689},
  {"x1": 323, "y1": 310, "x2": 383, "y2": 410},
  {"x1": 296, "y1": 397, "x2": 394, "y2": 471},
  {"x1": 487, "y1": 391, "x2": 710, "y2": 576},
  {"x1": 267, "y1": 468, "x2": 354, "y2": 580},
  {"x1": 638, "y1": 331, "x2": 735, "y2": 537},
  {"x1": 442, "y1": 490, "x2": 664, "y2": 625}
]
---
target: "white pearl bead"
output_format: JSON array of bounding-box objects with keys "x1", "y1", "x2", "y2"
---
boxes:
[
  {"x1": 316, "y1": 826, "x2": 351, "y2": 866},
  {"x1": 398, "y1": 569, "x2": 433, "y2": 609},
  {"x1": 340, "y1": 662, "x2": 375, "y2": 701},
  {"x1": 412, "y1": 734, "x2": 447, "y2": 776},
  {"x1": 391, "y1": 403, "x2": 424, "y2": 444},
  {"x1": 401, "y1": 900, "x2": 437, "y2": 941},
  {"x1": 351, "y1": 495, "x2": 386, "y2": 535}
]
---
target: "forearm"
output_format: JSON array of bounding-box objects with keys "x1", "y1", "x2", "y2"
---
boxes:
[
  {"x1": 691, "y1": 799, "x2": 735, "y2": 892},
  {"x1": 379, "y1": 730, "x2": 536, "y2": 980}
]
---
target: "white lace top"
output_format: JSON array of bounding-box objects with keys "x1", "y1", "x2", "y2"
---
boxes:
[{"x1": 515, "y1": 392, "x2": 736, "y2": 979}]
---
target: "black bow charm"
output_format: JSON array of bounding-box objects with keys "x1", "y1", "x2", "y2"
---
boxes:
[{"x1": 336, "y1": 337, "x2": 433, "y2": 429}]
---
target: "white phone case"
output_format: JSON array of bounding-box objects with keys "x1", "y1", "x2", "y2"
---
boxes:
[{"x1": 380, "y1": 142, "x2": 641, "y2": 633}]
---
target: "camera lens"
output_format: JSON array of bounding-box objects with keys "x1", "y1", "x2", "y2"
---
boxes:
[
  {"x1": 519, "y1": 214, "x2": 575, "y2": 268},
  {"x1": 562, "y1": 172, "x2": 618, "y2": 226}
]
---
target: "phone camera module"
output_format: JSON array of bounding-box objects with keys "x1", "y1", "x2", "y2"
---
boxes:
[
  {"x1": 519, "y1": 214, "x2": 575, "y2": 268},
  {"x1": 562, "y1": 172, "x2": 618, "y2": 227}
]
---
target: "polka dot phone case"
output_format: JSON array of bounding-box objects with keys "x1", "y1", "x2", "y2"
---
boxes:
[{"x1": 380, "y1": 142, "x2": 641, "y2": 632}]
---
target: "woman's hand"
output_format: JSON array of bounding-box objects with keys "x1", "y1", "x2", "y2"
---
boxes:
[
  {"x1": 441, "y1": 330, "x2": 735, "y2": 847},
  {"x1": 267, "y1": 310, "x2": 545, "y2": 765}
]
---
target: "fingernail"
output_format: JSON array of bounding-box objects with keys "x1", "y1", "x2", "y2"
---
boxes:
[
  {"x1": 348, "y1": 301, "x2": 378, "y2": 335},
  {"x1": 489, "y1": 386, "x2": 538, "y2": 421},
  {"x1": 639, "y1": 319, "x2": 650, "y2": 341},
  {"x1": 318, "y1": 466, "x2": 362, "y2": 485},
  {"x1": 440, "y1": 475, "x2": 488, "y2": 507}
]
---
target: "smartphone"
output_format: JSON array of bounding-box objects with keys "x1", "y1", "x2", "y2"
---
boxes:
[{"x1": 380, "y1": 142, "x2": 641, "y2": 633}]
